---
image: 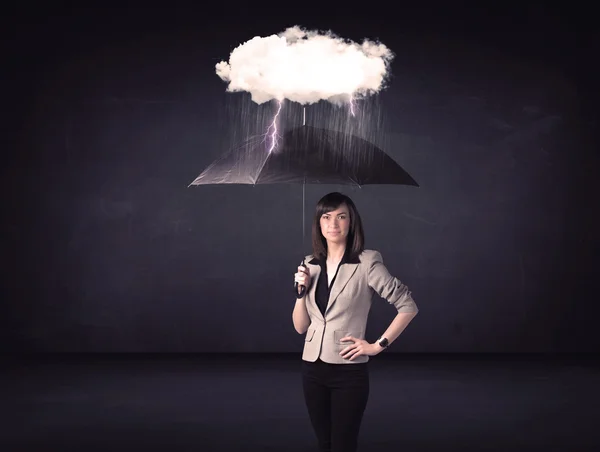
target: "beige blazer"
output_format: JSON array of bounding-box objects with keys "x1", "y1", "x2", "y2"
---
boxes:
[{"x1": 301, "y1": 249, "x2": 418, "y2": 364}]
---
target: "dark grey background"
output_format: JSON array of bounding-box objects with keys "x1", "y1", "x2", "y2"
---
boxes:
[{"x1": 3, "y1": 4, "x2": 598, "y2": 353}]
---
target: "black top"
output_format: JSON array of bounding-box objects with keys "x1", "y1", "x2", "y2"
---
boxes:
[{"x1": 308, "y1": 250, "x2": 361, "y2": 316}]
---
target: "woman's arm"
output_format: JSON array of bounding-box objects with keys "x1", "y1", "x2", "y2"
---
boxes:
[
  {"x1": 374, "y1": 311, "x2": 418, "y2": 351},
  {"x1": 367, "y1": 251, "x2": 419, "y2": 314},
  {"x1": 367, "y1": 251, "x2": 419, "y2": 349},
  {"x1": 292, "y1": 297, "x2": 311, "y2": 334}
]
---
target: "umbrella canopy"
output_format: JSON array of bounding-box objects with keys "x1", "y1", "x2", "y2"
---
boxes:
[{"x1": 189, "y1": 125, "x2": 419, "y2": 187}]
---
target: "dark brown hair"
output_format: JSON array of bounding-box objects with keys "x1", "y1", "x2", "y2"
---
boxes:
[{"x1": 311, "y1": 192, "x2": 365, "y2": 262}]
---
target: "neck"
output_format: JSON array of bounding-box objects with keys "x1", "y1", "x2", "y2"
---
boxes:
[{"x1": 327, "y1": 242, "x2": 346, "y2": 263}]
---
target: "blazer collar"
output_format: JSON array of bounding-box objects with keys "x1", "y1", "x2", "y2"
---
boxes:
[
  {"x1": 326, "y1": 262, "x2": 359, "y2": 314},
  {"x1": 308, "y1": 249, "x2": 361, "y2": 266},
  {"x1": 306, "y1": 250, "x2": 361, "y2": 317}
]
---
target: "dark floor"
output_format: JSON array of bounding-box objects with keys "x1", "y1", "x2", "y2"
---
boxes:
[{"x1": 2, "y1": 353, "x2": 599, "y2": 451}]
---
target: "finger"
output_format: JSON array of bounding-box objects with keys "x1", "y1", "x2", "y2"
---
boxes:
[
  {"x1": 349, "y1": 349, "x2": 363, "y2": 361},
  {"x1": 341, "y1": 336, "x2": 355, "y2": 343},
  {"x1": 340, "y1": 346, "x2": 357, "y2": 358},
  {"x1": 348, "y1": 347, "x2": 363, "y2": 359}
]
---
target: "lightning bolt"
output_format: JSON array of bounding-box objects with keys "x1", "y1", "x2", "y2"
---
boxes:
[
  {"x1": 265, "y1": 100, "x2": 283, "y2": 153},
  {"x1": 349, "y1": 94, "x2": 356, "y2": 117}
]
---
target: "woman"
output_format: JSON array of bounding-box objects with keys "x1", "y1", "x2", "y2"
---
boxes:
[{"x1": 292, "y1": 192, "x2": 419, "y2": 452}]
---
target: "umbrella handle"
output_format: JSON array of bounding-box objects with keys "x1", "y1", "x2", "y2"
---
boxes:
[
  {"x1": 294, "y1": 261, "x2": 308, "y2": 298},
  {"x1": 294, "y1": 281, "x2": 307, "y2": 298}
]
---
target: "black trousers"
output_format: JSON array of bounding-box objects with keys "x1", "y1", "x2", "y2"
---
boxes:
[{"x1": 302, "y1": 358, "x2": 370, "y2": 452}]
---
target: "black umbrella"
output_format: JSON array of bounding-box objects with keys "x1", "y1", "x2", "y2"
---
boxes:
[
  {"x1": 189, "y1": 125, "x2": 419, "y2": 295},
  {"x1": 190, "y1": 125, "x2": 418, "y2": 186}
]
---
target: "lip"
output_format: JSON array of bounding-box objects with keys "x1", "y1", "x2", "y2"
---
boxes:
[{"x1": 328, "y1": 231, "x2": 340, "y2": 234}]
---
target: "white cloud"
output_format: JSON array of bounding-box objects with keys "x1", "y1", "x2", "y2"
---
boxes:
[{"x1": 215, "y1": 26, "x2": 394, "y2": 105}]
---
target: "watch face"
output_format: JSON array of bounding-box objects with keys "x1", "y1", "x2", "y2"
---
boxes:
[{"x1": 379, "y1": 338, "x2": 389, "y2": 347}]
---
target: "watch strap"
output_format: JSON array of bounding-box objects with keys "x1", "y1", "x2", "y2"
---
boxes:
[{"x1": 377, "y1": 336, "x2": 389, "y2": 348}]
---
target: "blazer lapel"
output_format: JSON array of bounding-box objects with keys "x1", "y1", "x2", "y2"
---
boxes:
[
  {"x1": 307, "y1": 262, "x2": 322, "y2": 319},
  {"x1": 325, "y1": 263, "x2": 359, "y2": 315}
]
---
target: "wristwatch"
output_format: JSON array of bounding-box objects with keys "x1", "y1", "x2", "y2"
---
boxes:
[{"x1": 377, "y1": 336, "x2": 389, "y2": 348}]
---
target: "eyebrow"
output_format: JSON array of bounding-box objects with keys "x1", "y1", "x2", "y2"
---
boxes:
[{"x1": 323, "y1": 212, "x2": 348, "y2": 215}]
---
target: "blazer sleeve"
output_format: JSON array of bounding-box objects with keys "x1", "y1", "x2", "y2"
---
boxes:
[{"x1": 367, "y1": 251, "x2": 418, "y2": 313}]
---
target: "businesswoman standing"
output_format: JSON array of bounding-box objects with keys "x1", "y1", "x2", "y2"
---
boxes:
[{"x1": 292, "y1": 192, "x2": 419, "y2": 452}]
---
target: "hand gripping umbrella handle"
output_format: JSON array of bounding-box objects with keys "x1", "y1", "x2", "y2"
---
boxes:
[{"x1": 294, "y1": 259, "x2": 308, "y2": 298}]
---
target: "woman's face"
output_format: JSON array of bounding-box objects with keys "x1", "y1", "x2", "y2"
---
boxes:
[{"x1": 320, "y1": 204, "x2": 351, "y2": 245}]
